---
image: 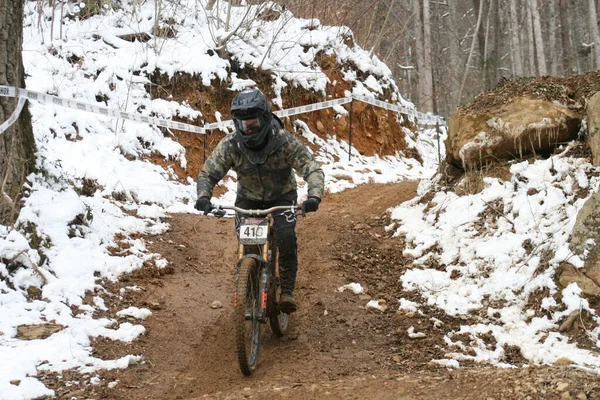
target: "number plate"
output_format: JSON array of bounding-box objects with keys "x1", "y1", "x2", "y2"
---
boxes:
[{"x1": 239, "y1": 218, "x2": 268, "y2": 244}]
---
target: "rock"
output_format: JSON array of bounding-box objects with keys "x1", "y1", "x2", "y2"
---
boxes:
[
  {"x1": 210, "y1": 300, "x2": 223, "y2": 309},
  {"x1": 353, "y1": 223, "x2": 371, "y2": 230},
  {"x1": 561, "y1": 391, "x2": 572, "y2": 400},
  {"x1": 16, "y1": 324, "x2": 63, "y2": 340},
  {"x1": 587, "y1": 91, "x2": 600, "y2": 166},
  {"x1": 316, "y1": 120, "x2": 325, "y2": 133},
  {"x1": 558, "y1": 311, "x2": 580, "y2": 332},
  {"x1": 447, "y1": 96, "x2": 579, "y2": 169},
  {"x1": 26, "y1": 286, "x2": 42, "y2": 300},
  {"x1": 571, "y1": 191, "x2": 600, "y2": 270},
  {"x1": 575, "y1": 392, "x2": 587, "y2": 400},
  {"x1": 556, "y1": 382, "x2": 570, "y2": 392},
  {"x1": 553, "y1": 357, "x2": 574, "y2": 366},
  {"x1": 147, "y1": 302, "x2": 162, "y2": 310},
  {"x1": 558, "y1": 265, "x2": 600, "y2": 297}
]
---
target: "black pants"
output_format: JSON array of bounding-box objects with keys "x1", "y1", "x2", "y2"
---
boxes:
[{"x1": 235, "y1": 191, "x2": 298, "y2": 294}]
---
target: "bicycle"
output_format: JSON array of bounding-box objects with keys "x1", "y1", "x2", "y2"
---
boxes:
[{"x1": 212, "y1": 203, "x2": 303, "y2": 376}]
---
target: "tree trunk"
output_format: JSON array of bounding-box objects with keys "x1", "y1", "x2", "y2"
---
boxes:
[
  {"x1": 447, "y1": 0, "x2": 462, "y2": 110},
  {"x1": 458, "y1": 0, "x2": 483, "y2": 105},
  {"x1": 525, "y1": 1, "x2": 536, "y2": 75},
  {"x1": 370, "y1": 0, "x2": 395, "y2": 56},
  {"x1": 482, "y1": 0, "x2": 496, "y2": 90},
  {"x1": 412, "y1": 0, "x2": 432, "y2": 112},
  {"x1": 531, "y1": 0, "x2": 547, "y2": 75},
  {"x1": 547, "y1": 0, "x2": 558, "y2": 76},
  {"x1": 421, "y1": 0, "x2": 433, "y2": 112},
  {"x1": 508, "y1": 0, "x2": 524, "y2": 76},
  {"x1": 588, "y1": 0, "x2": 600, "y2": 69},
  {"x1": 491, "y1": 0, "x2": 500, "y2": 86},
  {"x1": 559, "y1": 0, "x2": 573, "y2": 75},
  {"x1": 473, "y1": 0, "x2": 486, "y2": 71},
  {"x1": 0, "y1": 0, "x2": 35, "y2": 225}
]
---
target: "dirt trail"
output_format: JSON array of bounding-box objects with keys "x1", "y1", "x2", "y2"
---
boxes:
[{"x1": 58, "y1": 182, "x2": 600, "y2": 400}]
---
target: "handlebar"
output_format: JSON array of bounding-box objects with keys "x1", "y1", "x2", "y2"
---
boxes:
[{"x1": 212, "y1": 204, "x2": 304, "y2": 217}]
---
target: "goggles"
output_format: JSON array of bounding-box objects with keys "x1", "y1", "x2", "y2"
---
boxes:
[
  {"x1": 240, "y1": 118, "x2": 262, "y2": 135},
  {"x1": 235, "y1": 114, "x2": 266, "y2": 135}
]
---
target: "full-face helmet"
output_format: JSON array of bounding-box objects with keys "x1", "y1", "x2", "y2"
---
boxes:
[{"x1": 231, "y1": 88, "x2": 273, "y2": 149}]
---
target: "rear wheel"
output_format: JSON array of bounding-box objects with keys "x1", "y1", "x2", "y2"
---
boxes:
[
  {"x1": 268, "y1": 240, "x2": 289, "y2": 336},
  {"x1": 234, "y1": 257, "x2": 261, "y2": 376}
]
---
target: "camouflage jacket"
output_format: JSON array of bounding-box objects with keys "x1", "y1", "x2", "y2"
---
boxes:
[{"x1": 197, "y1": 119, "x2": 324, "y2": 202}]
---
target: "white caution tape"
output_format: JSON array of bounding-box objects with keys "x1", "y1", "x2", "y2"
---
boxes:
[
  {"x1": 0, "y1": 96, "x2": 27, "y2": 135},
  {"x1": 353, "y1": 95, "x2": 401, "y2": 112},
  {"x1": 0, "y1": 86, "x2": 17, "y2": 98},
  {"x1": 204, "y1": 97, "x2": 354, "y2": 130},
  {"x1": 275, "y1": 97, "x2": 353, "y2": 118},
  {"x1": 0, "y1": 85, "x2": 205, "y2": 134},
  {"x1": 0, "y1": 85, "x2": 444, "y2": 135},
  {"x1": 351, "y1": 95, "x2": 444, "y2": 126},
  {"x1": 204, "y1": 96, "x2": 444, "y2": 131}
]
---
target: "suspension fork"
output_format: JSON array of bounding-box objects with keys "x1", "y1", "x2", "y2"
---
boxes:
[
  {"x1": 258, "y1": 240, "x2": 270, "y2": 322},
  {"x1": 237, "y1": 240, "x2": 271, "y2": 322}
]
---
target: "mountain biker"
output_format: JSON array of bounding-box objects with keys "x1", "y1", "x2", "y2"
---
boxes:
[{"x1": 195, "y1": 88, "x2": 325, "y2": 313}]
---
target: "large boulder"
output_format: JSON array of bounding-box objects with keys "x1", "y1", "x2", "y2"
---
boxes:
[
  {"x1": 570, "y1": 188, "x2": 600, "y2": 255},
  {"x1": 447, "y1": 96, "x2": 580, "y2": 168},
  {"x1": 586, "y1": 91, "x2": 600, "y2": 166}
]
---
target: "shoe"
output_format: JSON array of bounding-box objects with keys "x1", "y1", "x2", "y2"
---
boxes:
[{"x1": 279, "y1": 292, "x2": 297, "y2": 313}]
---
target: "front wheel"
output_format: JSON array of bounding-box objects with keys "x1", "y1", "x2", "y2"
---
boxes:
[
  {"x1": 267, "y1": 244, "x2": 289, "y2": 336},
  {"x1": 234, "y1": 257, "x2": 261, "y2": 376}
]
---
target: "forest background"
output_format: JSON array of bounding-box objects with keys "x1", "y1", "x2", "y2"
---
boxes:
[{"x1": 278, "y1": 0, "x2": 600, "y2": 117}]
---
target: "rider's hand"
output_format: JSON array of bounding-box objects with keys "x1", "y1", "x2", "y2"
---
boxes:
[
  {"x1": 195, "y1": 196, "x2": 213, "y2": 215},
  {"x1": 302, "y1": 196, "x2": 321, "y2": 214}
]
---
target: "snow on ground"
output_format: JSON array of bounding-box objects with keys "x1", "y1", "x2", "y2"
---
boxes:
[
  {"x1": 0, "y1": 1, "x2": 431, "y2": 398},
  {"x1": 390, "y1": 145, "x2": 600, "y2": 371}
]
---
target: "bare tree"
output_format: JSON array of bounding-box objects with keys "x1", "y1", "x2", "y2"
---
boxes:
[
  {"x1": 588, "y1": 0, "x2": 600, "y2": 69},
  {"x1": 525, "y1": 1, "x2": 536, "y2": 75},
  {"x1": 458, "y1": 0, "x2": 483, "y2": 104},
  {"x1": 276, "y1": 0, "x2": 600, "y2": 113},
  {"x1": 473, "y1": 0, "x2": 486, "y2": 80},
  {"x1": 558, "y1": 0, "x2": 573, "y2": 75},
  {"x1": 531, "y1": 0, "x2": 547, "y2": 75},
  {"x1": 421, "y1": 0, "x2": 433, "y2": 112},
  {"x1": 508, "y1": 0, "x2": 524, "y2": 76},
  {"x1": 0, "y1": 0, "x2": 35, "y2": 224},
  {"x1": 370, "y1": 0, "x2": 395, "y2": 56},
  {"x1": 446, "y1": 0, "x2": 462, "y2": 110},
  {"x1": 411, "y1": 0, "x2": 433, "y2": 112},
  {"x1": 547, "y1": 0, "x2": 558, "y2": 75}
]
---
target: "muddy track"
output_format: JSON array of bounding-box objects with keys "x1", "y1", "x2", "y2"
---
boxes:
[{"x1": 50, "y1": 182, "x2": 600, "y2": 400}]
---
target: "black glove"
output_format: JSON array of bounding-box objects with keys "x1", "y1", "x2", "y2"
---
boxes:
[
  {"x1": 302, "y1": 196, "x2": 321, "y2": 214},
  {"x1": 195, "y1": 197, "x2": 213, "y2": 215}
]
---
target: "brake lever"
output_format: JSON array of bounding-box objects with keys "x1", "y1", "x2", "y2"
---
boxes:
[
  {"x1": 298, "y1": 204, "x2": 306, "y2": 217},
  {"x1": 212, "y1": 207, "x2": 227, "y2": 218}
]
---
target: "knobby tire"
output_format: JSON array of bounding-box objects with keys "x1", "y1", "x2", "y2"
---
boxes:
[
  {"x1": 268, "y1": 236, "x2": 289, "y2": 336},
  {"x1": 234, "y1": 257, "x2": 261, "y2": 376}
]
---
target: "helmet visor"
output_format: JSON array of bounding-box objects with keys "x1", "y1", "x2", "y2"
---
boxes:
[
  {"x1": 240, "y1": 117, "x2": 262, "y2": 135},
  {"x1": 235, "y1": 113, "x2": 266, "y2": 136}
]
